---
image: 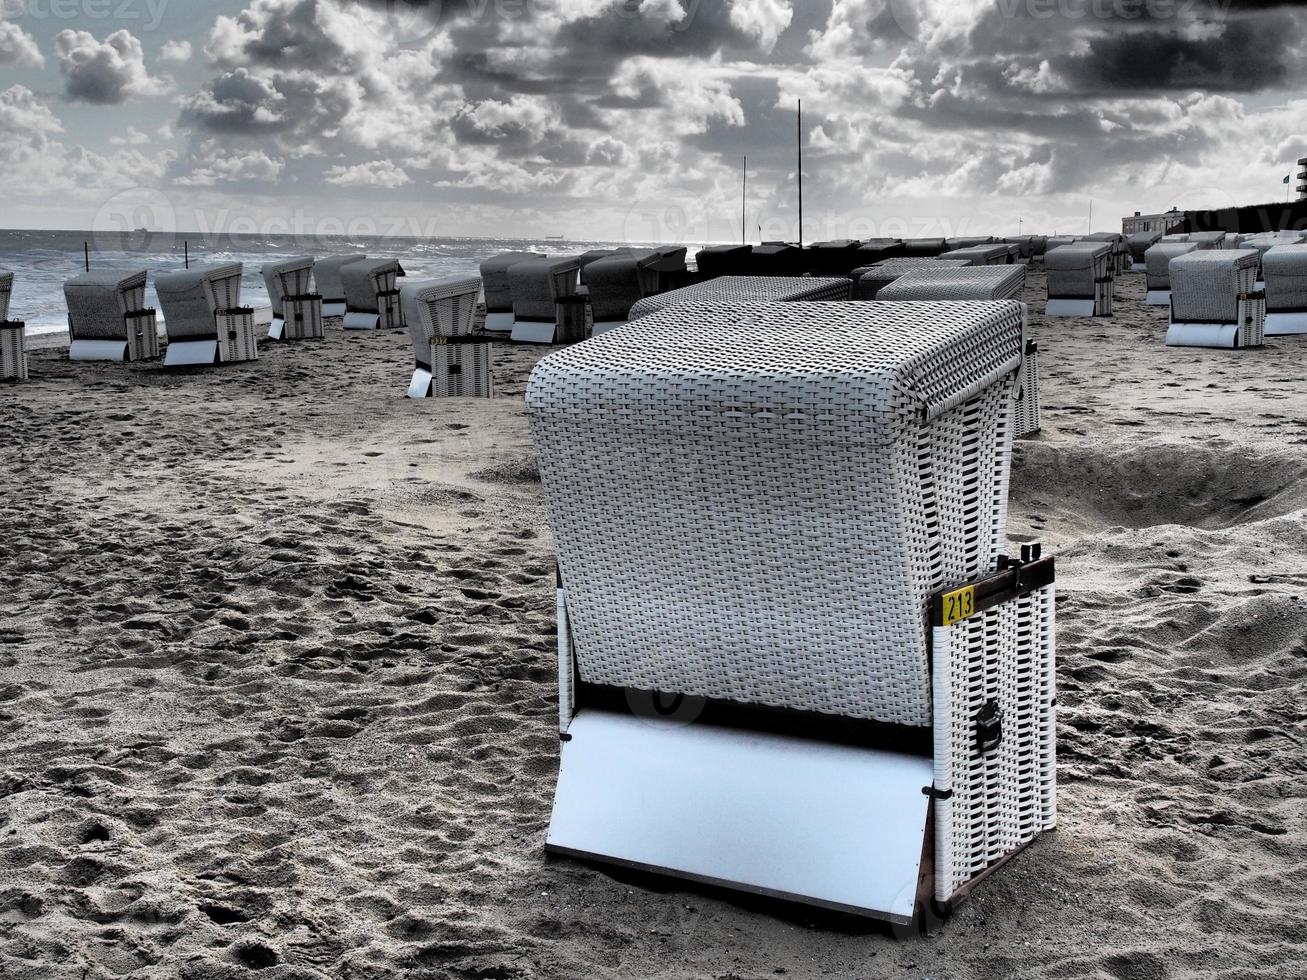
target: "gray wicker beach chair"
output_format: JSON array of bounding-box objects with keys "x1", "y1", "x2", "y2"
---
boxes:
[
  {"x1": 586, "y1": 251, "x2": 663, "y2": 335},
  {"x1": 1044, "y1": 242, "x2": 1113, "y2": 316},
  {"x1": 901, "y1": 238, "x2": 948, "y2": 258},
  {"x1": 64, "y1": 269, "x2": 157, "y2": 362},
  {"x1": 341, "y1": 258, "x2": 405, "y2": 331},
  {"x1": 1003, "y1": 236, "x2": 1035, "y2": 263},
  {"x1": 262, "y1": 256, "x2": 322, "y2": 341},
  {"x1": 1166, "y1": 248, "x2": 1263, "y2": 348},
  {"x1": 0, "y1": 271, "x2": 24, "y2": 382},
  {"x1": 529, "y1": 300, "x2": 1057, "y2": 926},
  {"x1": 1144, "y1": 242, "x2": 1199, "y2": 305},
  {"x1": 695, "y1": 244, "x2": 753, "y2": 278},
  {"x1": 1125, "y1": 231, "x2": 1163, "y2": 271},
  {"x1": 943, "y1": 244, "x2": 1011, "y2": 267},
  {"x1": 855, "y1": 259, "x2": 970, "y2": 300},
  {"x1": 314, "y1": 253, "x2": 365, "y2": 320},
  {"x1": 1188, "y1": 231, "x2": 1227, "y2": 250},
  {"x1": 508, "y1": 256, "x2": 582, "y2": 344},
  {"x1": 876, "y1": 264, "x2": 1026, "y2": 302},
  {"x1": 628, "y1": 276, "x2": 852, "y2": 320},
  {"x1": 481, "y1": 252, "x2": 545, "y2": 332},
  {"x1": 400, "y1": 275, "x2": 489, "y2": 398},
  {"x1": 156, "y1": 262, "x2": 252, "y2": 366},
  {"x1": 1258, "y1": 244, "x2": 1307, "y2": 336}
]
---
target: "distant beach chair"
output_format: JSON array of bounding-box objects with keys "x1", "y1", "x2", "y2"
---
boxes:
[
  {"x1": 1258, "y1": 244, "x2": 1307, "y2": 336},
  {"x1": 695, "y1": 244, "x2": 753, "y2": 278},
  {"x1": 529, "y1": 299, "x2": 1057, "y2": 926},
  {"x1": 747, "y1": 243, "x2": 806, "y2": 276},
  {"x1": 628, "y1": 275, "x2": 852, "y2": 320},
  {"x1": 1144, "y1": 242, "x2": 1199, "y2": 305},
  {"x1": 944, "y1": 243, "x2": 1011, "y2": 267},
  {"x1": 901, "y1": 238, "x2": 948, "y2": 258},
  {"x1": 647, "y1": 245, "x2": 689, "y2": 291},
  {"x1": 1187, "y1": 231, "x2": 1227, "y2": 250},
  {"x1": 508, "y1": 256, "x2": 582, "y2": 343},
  {"x1": 341, "y1": 258, "x2": 405, "y2": 330},
  {"x1": 876, "y1": 264, "x2": 1026, "y2": 301},
  {"x1": 1003, "y1": 236, "x2": 1035, "y2": 263},
  {"x1": 400, "y1": 275, "x2": 490, "y2": 398},
  {"x1": 1125, "y1": 231, "x2": 1163, "y2": 271},
  {"x1": 156, "y1": 262, "x2": 254, "y2": 366},
  {"x1": 262, "y1": 256, "x2": 322, "y2": 341},
  {"x1": 855, "y1": 239, "x2": 906, "y2": 265},
  {"x1": 1166, "y1": 248, "x2": 1263, "y2": 348},
  {"x1": 855, "y1": 259, "x2": 969, "y2": 300},
  {"x1": 945, "y1": 236, "x2": 995, "y2": 251},
  {"x1": 586, "y1": 251, "x2": 662, "y2": 336},
  {"x1": 481, "y1": 252, "x2": 545, "y2": 333},
  {"x1": 1044, "y1": 242, "x2": 1113, "y2": 316},
  {"x1": 806, "y1": 240, "x2": 862, "y2": 275},
  {"x1": 0, "y1": 270, "x2": 24, "y2": 382},
  {"x1": 64, "y1": 268, "x2": 157, "y2": 362},
  {"x1": 314, "y1": 253, "x2": 365, "y2": 321}
]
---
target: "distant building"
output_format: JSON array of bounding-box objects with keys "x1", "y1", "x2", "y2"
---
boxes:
[
  {"x1": 1122, "y1": 209, "x2": 1187, "y2": 235},
  {"x1": 1298, "y1": 157, "x2": 1307, "y2": 201}
]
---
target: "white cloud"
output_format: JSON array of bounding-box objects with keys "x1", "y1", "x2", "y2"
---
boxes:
[
  {"x1": 159, "y1": 39, "x2": 193, "y2": 63},
  {"x1": 174, "y1": 144, "x2": 285, "y2": 185},
  {"x1": 54, "y1": 29, "x2": 169, "y2": 104},
  {"x1": 0, "y1": 13, "x2": 43, "y2": 68},
  {"x1": 323, "y1": 159, "x2": 413, "y2": 187}
]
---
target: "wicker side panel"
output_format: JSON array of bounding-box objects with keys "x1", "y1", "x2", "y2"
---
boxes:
[
  {"x1": 1239, "y1": 294, "x2": 1266, "y2": 348},
  {"x1": 286, "y1": 295, "x2": 325, "y2": 340},
  {"x1": 1014, "y1": 345, "x2": 1041, "y2": 438},
  {"x1": 125, "y1": 310, "x2": 159, "y2": 361},
  {"x1": 380, "y1": 291, "x2": 404, "y2": 329},
  {"x1": 217, "y1": 310, "x2": 258, "y2": 362},
  {"x1": 0, "y1": 323, "x2": 27, "y2": 381},
  {"x1": 430, "y1": 342, "x2": 494, "y2": 398},
  {"x1": 0, "y1": 277, "x2": 11, "y2": 322},
  {"x1": 932, "y1": 583, "x2": 1057, "y2": 903}
]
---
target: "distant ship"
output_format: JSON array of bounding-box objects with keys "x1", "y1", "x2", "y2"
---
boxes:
[{"x1": 545, "y1": 234, "x2": 566, "y2": 242}]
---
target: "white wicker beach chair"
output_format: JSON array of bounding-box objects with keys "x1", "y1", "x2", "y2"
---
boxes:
[
  {"x1": 1044, "y1": 243, "x2": 1113, "y2": 316},
  {"x1": 507, "y1": 256, "x2": 582, "y2": 344},
  {"x1": 0, "y1": 271, "x2": 24, "y2": 382},
  {"x1": 1144, "y1": 242, "x2": 1199, "y2": 305},
  {"x1": 876, "y1": 265, "x2": 1026, "y2": 302},
  {"x1": 481, "y1": 252, "x2": 545, "y2": 332},
  {"x1": 341, "y1": 258, "x2": 405, "y2": 331},
  {"x1": 628, "y1": 276, "x2": 851, "y2": 320},
  {"x1": 1125, "y1": 231, "x2": 1163, "y2": 271},
  {"x1": 1259, "y1": 244, "x2": 1307, "y2": 336},
  {"x1": 1166, "y1": 248, "x2": 1263, "y2": 348},
  {"x1": 156, "y1": 262, "x2": 253, "y2": 366},
  {"x1": 400, "y1": 275, "x2": 489, "y2": 398},
  {"x1": 262, "y1": 256, "x2": 322, "y2": 341},
  {"x1": 314, "y1": 253, "x2": 365, "y2": 320},
  {"x1": 529, "y1": 300, "x2": 1056, "y2": 926},
  {"x1": 64, "y1": 269, "x2": 157, "y2": 362},
  {"x1": 855, "y1": 259, "x2": 969, "y2": 300}
]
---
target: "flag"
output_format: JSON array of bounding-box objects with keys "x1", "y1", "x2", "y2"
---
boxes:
[{"x1": 1286, "y1": 174, "x2": 1292, "y2": 184}]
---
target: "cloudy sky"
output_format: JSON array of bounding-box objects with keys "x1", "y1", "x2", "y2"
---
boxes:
[{"x1": 1, "y1": 0, "x2": 1305, "y2": 243}]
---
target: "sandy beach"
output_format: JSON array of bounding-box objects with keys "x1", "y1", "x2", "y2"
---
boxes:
[{"x1": 1, "y1": 272, "x2": 1305, "y2": 979}]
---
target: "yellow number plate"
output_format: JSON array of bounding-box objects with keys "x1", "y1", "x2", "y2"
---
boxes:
[{"x1": 941, "y1": 585, "x2": 976, "y2": 626}]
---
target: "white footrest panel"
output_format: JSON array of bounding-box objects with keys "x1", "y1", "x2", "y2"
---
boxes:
[
  {"x1": 164, "y1": 340, "x2": 218, "y2": 366},
  {"x1": 546, "y1": 711, "x2": 932, "y2": 923},
  {"x1": 69, "y1": 339, "x2": 129, "y2": 361},
  {"x1": 1166, "y1": 323, "x2": 1238, "y2": 348},
  {"x1": 322, "y1": 301, "x2": 346, "y2": 319},
  {"x1": 511, "y1": 319, "x2": 558, "y2": 344},
  {"x1": 343, "y1": 312, "x2": 380, "y2": 330},
  {"x1": 484, "y1": 311, "x2": 514, "y2": 332},
  {"x1": 1265, "y1": 311, "x2": 1307, "y2": 336},
  {"x1": 268, "y1": 316, "x2": 285, "y2": 340},
  {"x1": 1145, "y1": 289, "x2": 1171, "y2": 306},
  {"x1": 1044, "y1": 298, "x2": 1095, "y2": 317}
]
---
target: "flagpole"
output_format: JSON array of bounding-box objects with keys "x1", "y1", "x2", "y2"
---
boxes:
[
  {"x1": 742, "y1": 155, "x2": 747, "y2": 244},
  {"x1": 797, "y1": 100, "x2": 804, "y2": 246}
]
